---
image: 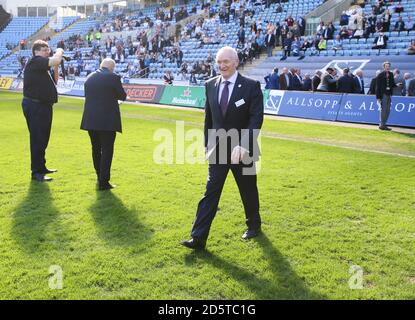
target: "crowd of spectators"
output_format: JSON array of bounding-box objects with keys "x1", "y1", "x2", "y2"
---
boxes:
[{"x1": 264, "y1": 64, "x2": 415, "y2": 96}]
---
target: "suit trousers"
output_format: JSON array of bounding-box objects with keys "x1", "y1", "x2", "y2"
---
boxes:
[
  {"x1": 380, "y1": 94, "x2": 392, "y2": 127},
  {"x1": 88, "y1": 130, "x2": 116, "y2": 185},
  {"x1": 22, "y1": 98, "x2": 53, "y2": 175},
  {"x1": 191, "y1": 162, "x2": 261, "y2": 240}
]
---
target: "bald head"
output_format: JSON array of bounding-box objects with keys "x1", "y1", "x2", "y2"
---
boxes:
[{"x1": 100, "y1": 58, "x2": 116, "y2": 72}]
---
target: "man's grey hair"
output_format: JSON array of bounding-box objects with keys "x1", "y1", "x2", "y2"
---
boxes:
[
  {"x1": 100, "y1": 58, "x2": 116, "y2": 71},
  {"x1": 216, "y1": 46, "x2": 239, "y2": 62}
]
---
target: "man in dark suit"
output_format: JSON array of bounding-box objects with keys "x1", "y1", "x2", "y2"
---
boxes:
[
  {"x1": 22, "y1": 40, "x2": 64, "y2": 182},
  {"x1": 376, "y1": 61, "x2": 396, "y2": 130},
  {"x1": 265, "y1": 30, "x2": 275, "y2": 57},
  {"x1": 302, "y1": 73, "x2": 312, "y2": 91},
  {"x1": 368, "y1": 70, "x2": 381, "y2": 95},
  {"x1": 80, "y1": 58, "x2": 127, "y2": 190},
  {"x1": 311, "y1": 70, "x2": 322, "y2": 91},
  {"x1": 181, "y1": 47, "x2": 264, "y2": 250},
  {"x1": 279, "y1": 67, "x2": 291, "y2": 90},
  {"x1": 264, "y1": 67, "x2": 279, "y2": 89},
  {"x1": 354, "y1": 69, "x2": 365, "y2": 94},
  {"x1": 372, "y1": 32, "x2": 388, "y2": 50},
  {"x1": 337, "y1": 68, "x2": 356, "y2": 93},
  {"x1": 291, "y1": 68, "x2": 303, "y2": 91}
]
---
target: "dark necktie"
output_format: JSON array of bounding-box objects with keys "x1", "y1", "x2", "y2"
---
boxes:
[{"x1": 220, "y1": 80, "x2": 230, "y2": 116}]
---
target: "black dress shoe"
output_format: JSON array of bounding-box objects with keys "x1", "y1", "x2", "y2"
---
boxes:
[
  {"x1": 32, "y1": 173, "x2": 53, "y2": 182},
  {"x1": 42, "y1": 168, "x2": 58, "y2": 174},
  {"x1": 180, "y1": 238, "x2": 206, "y2": 250},
  {"x1": 379, "y1": 126, "x2": 392, "y2": 131},
  {"x1": 99, "y1": 183, "x2": 116, "y2": 191},
  {"x1": 242, "y1": 229, "x2": 261, "y2": 240}
]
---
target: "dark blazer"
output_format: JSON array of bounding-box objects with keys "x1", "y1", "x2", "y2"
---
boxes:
[
  {"x1": 337, "y1": 75, "x2": 356, "y2": 93},
  {"x1": 311, "y1": 75, "x2": 321, "y2": 91},
  {"x1": 291, "y1": 74, "x2": 303, "y2": 91},
  {"x1": 264, "y1": 72, "x2": 279, "y2": 89},
  {"x1": 372, "y1": 35, "x2": 388, "y2": 48},
  {"x1": 303, "y1": 78, "x2": 312, "y2": 91},
  {"x1": 81, "y1": 68, "x2": 127, "y2": 133},
  {"x1": 368, "y1": 77, "x2": 377, "y2": 95},
  {"x1": 375, "y1": 71, "x2": 396, "y2": 99},
  {"x1": 265, "y1": 34, "x2": 275, "y2": 47},
  {"x1": 279, "y1": 73, "x2": 292, "y2": 90},
  {"x1": 354, "y1": 76, "x2": 365, "y2": 94},
  {"x1": 204, "y1": 73, "x2": 264, "y2": 162}
]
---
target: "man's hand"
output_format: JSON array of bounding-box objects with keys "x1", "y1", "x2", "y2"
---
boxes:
[
  {"x1": 55, "y1": 48, "x2": 64, "y2": 56},
  {"x1": 231, "y1": 146, "x2": 248, "y2": 164}
]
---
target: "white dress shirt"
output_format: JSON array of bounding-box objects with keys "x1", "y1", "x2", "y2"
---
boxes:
[{"x1": 218, "y1": 71, "x2": 238, "y2": 105}]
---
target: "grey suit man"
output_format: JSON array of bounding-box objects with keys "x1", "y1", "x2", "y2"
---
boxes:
[{"x1": 80, "y1": 58, "x2": 127, "y2": 190}]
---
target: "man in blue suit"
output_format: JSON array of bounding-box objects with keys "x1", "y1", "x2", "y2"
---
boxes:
[
  {"x1": 264, "y1": 67, "x2": 279, "y2": 89},
  {"x1": 80, "y1": 58, "x2": 127, "y2": 190},
  {"x1": 181, "y1": 47, "x2": 264, "y2": 249}
]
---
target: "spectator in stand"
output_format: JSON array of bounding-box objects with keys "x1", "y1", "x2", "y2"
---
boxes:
[
  {"x1": 298, "y1": 37, "x2": 312, "y2": 60},
  {"x1": 303, "y1": 73, "x2": 312, "y2": 91},
  {"x1": 286, "y1": 15, "x2": 294, "y2": 27},
  {"x1": 280, "y1": 32, "x2": 293, "y2": 60},
  {"x1": 337, "y1": 68, "x2": 356, "y2": 93},
  {"x1": 339, "y1": 26, "x2": 350, "y2": 39},
  {"x1": 291, "y1": 36, "x2": 301, "y2": 56},
  {"x1": 332, "y1": 35, "x2": 343, "y2": 55},
  {"x1": 405, "y1": 16, "x2": 414, "y2": 33},
  {"x1": 352, "y1": 27, "x2": 364, "y2": 39},
  {"x1": 264, "y1": 67, "x2": 279, "y2": 90},
  {"x1": 312, "y1": 70, "x2": 322, "y2": 91},
  {"x1": 340, "y1": 11, "x2": 350, "y2": 26},
  {"x1": 317, "y1": 37, "x2": 327, "y2": 53},
  {"x1": 367, "y1": 13, "x2": 377, "y2": 35},
  {"x1": 274, "y1": 22, "x2": 281, "y2": 46},
  {"x1": 298, "y1": 16, "x2": 306, "y2": 36},
  {"x1": 383, "y1": 9, "x2": 392, "y2": 31},
  {"x1": 321, "y1": 23, "x2": 334, "y2": 40},
  {"x1": 163, "y1": 70, "x2": 174, "y2": 85},
  {"x1": 394, "y1": 1, "x2": 404, "y2": 14},
  {"x1": 372, "y1": 32, "x2": 388, "y2": 49},
  {"x1": 408, "y1": 40, "x2": 415, "y2": 55},
  {"x1": 394, "y1": 16, "x2": 406, "y2": 32},
  {"x1": 237, "y1": 25, "x2": 245, "y2": 44},
  {"x1": 265, "y1": 30, "x2": 275, "y2": 57}
]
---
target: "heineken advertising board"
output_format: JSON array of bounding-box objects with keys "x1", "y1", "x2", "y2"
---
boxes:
[{"x1": 159, "y1": 86, "x2": 206, "y2": 108}]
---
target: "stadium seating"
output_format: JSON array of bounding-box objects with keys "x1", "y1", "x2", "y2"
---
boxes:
[{"x1": 0, "y1": 17, "x2": 49, "y2": 59}]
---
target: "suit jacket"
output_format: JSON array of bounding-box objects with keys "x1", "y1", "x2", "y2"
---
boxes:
[
  {"x1": 354, "y1": 76, "x2": 365, "y2": 94},
  {"x1": 204, "y1": 73, "x2": 264, "y2": 163},
  {"x1": 279, "y1": 73, "x2": 291, "y2": 90},
  {"x1": 407, "y1": 78, "x2": 415, "y2": 96},
  {"x1": 375, "y1": 71, "x2": 396, "y2": 99},
  {"x1": 291, "y1": 74, "x2": 303, "y2": 91},
  {"x1": 318, "y1": 73, "x2": 337, "y2": 92},
  {"x1": 368, "y1": 77, "x2": 377, "y2": 95},
  {"x1": 265, "y1": 34, "x2": 275, "y2": 47},
  {"x1": 337, "y1": 75, "x2": 356, "y2": 93},
  {"x1": 81, "y1": 68, "x2": 127, "y2": 133},
  {"x1": 311, "y1": 75, "x2": 321, "y2": 91},
  {"x1": 264, "y1": 72, "x2": 279, "y2": 89},
  {"x1": 373, "y1": 35, "x2": 388, "y2": 48},
  {"x1": 303, "y1": 78, "x2": 312, "y2": 91}
]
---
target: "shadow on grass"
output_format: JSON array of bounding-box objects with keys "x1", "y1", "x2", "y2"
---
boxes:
[
  {"x1": 185, "y1": 233, "x2": 325, "y2": 299},
  {"x1": 11, "y1": 182, "x2": 67, "y2": 254},
  {"x1": 90, "y1": 190, "x2": 153, "y2": 247}
]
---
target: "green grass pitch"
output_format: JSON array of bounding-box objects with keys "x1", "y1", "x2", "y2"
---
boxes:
[{"x1": 0, "y1": 90, "x2": 414, "y2": 299}]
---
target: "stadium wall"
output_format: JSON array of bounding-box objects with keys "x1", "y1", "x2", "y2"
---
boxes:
[{"x1": 3, "y1": 76, "x2": 415, "y2": 128}]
